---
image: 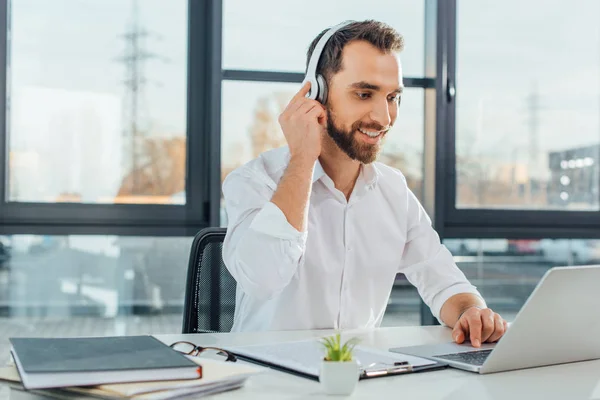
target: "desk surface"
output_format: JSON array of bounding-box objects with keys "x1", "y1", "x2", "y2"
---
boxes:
[{"x1": 3, "y1": 326, "x2": 600, "y2": 400}]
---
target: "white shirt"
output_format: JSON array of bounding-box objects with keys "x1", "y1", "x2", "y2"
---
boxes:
[{"x1": 222, "y1": 146, "x2": 484, "y2": 332}]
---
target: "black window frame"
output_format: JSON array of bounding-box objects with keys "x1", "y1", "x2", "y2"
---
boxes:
[
  {"x1": 1, "y1": 0, "x2": 594, "y2": 325},
  {"x1": 0, "y1": 0, "x2": 218, "y2": 237},
  {"x1": 440, "y1": 0, "x2": 600, "y2": 241}
]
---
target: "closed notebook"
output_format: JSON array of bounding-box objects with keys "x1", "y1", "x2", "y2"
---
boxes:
[
  {"x1": 0, "y1": 357, "x2": 263, "y2": 400},
  {"x1": 9, "y1": 335, "x2": 202, "y2": 390}
]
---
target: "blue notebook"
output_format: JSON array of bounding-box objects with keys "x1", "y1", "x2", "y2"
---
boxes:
[{"x1": 10, "y1": 335, "x2": 201, "y2": 389}]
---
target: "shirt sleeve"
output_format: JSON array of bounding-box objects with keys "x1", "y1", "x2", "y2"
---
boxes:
[
  {"x1": 398, "y1": 186, "x2": 486, "y2": 325},
  {"x1": 222, "y1": 169, "x2": 308, "y2": 300}
]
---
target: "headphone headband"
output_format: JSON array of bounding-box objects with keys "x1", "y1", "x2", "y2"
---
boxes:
[{"x1": 303, "y1": 20, "x2": 353, "y2": 101}]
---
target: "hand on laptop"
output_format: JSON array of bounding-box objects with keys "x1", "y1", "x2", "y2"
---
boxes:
[{"x1": 452, "y1": 307, "x2": 508, "y2": 348}]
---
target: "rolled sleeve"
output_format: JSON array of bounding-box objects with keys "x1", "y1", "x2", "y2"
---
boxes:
[
  {"x1": 222, "y1": 170, "x2": 308, "y2": 300},
  {"x1": 249, "y1": 201, "x2": 308, "y2": 242},
  {"x1": 427, "y1": 247, "x2": 486, "y2": 324}
]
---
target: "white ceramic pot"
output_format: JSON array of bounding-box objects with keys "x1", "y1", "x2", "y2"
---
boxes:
[{"x1": 319, "y1": 359, "x2": 360, "y2": 396}]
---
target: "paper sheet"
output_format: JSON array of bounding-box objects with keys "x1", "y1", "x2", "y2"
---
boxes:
[
  {"x1": 0, "y1": 357, "x2": 263, "y2": 399},
  {"x1": 226, "y1": 338, "x2": 436, "y2": 377}
]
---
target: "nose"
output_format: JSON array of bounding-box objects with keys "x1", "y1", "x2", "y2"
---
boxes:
[{"x1": 369, "y1": 99, "x2": 392, "y2": 128}]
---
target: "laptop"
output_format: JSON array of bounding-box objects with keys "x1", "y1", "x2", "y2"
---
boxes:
[{"x1": 390, "y1": 265, "x2": 600, "y2": 374}]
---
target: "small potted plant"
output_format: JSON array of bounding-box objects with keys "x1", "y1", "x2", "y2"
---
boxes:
[{"x1": 318, "y1": 332, "x2": 361, "y2": 395}]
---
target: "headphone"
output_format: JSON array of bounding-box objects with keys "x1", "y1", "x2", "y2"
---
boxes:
[{"x1": 302, "y1": 21, "x2": 353, "y2": 104}]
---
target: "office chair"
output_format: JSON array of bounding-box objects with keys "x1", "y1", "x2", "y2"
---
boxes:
[{"x1": 182, "y1": 227, "x2": 237, "y2": 333}]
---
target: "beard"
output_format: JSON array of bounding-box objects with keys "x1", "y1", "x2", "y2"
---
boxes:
[{"x1": 325, "y1": 108, "x2": 388, "y2": 164}]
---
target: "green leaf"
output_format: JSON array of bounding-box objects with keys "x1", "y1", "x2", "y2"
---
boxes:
[{"x1": 319, "y1": 332, "x2": 361, "y2": 362}]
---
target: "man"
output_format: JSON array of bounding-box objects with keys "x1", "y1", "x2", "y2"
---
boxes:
[{"x1": 222, "y1": 20, "x2": 507, "y2": 347}]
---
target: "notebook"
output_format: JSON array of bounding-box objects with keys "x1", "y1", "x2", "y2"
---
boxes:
[
  {"x1": 9, "y1": 335, "x2": 202, "y2": 389},
  {"x1": 224, "y1": 338, "x2": 447, "y2": 380},
  {"x1": 0, "y1": 357, "x2": 263, "y2": 400}
]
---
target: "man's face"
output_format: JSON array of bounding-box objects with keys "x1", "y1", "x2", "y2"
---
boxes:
[{"x1": 325, "y1": 40, "x2": 403, "y2": 164}]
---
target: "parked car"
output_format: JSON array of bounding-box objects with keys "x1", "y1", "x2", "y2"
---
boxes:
[
  {"x1": 444, "y1": 239, "x2": 509, "y2": 256},
  {"x1": 538, "y1": 239, "x2": 600, "y2": 265},
  {"x1": 508, "y1": 239, "x2": 541, "y2": 255}
]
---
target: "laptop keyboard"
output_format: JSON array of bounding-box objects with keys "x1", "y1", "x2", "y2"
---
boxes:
[{"x1": 433, "y1": 349, "x2": 493, "y2": 366}]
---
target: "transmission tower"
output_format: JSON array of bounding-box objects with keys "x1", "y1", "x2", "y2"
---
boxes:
[
  {"x1": 116, "y1": 0, "x2": 164, "y2": 194},
  {"x1": 526, "y1": 82, "x2": 539, "y2": 173},
  {"x1": 524, "y1": 82, "x2": 541, "y2": 203}
]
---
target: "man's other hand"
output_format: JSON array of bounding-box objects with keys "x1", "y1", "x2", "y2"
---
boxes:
[{"x1": 452, "y1": 307, "x2": 508, "y2": 347}]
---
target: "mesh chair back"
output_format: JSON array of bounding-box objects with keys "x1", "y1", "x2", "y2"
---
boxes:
[{"x1": 182, "y1": 228, "x2": 237, "y2": 333}]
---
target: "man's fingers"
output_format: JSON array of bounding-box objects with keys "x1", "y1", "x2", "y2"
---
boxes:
[
  {"x1": 306, "y1": 106, "x2": 326, "y2": 126},
  {"x1": 281, "y1": 82, "x2": 312, "y2": 116},
  {"x1": 287, "y1": 97, "x2": 322, "y2": 117},
  {"x1": 454, "y1": 308, "x2": 508, "y2": 347},
  {"x1": 453, "y1": 330, "x2": 465, "y2": 344},
  {"x1": 467, "y1": 312, "x2": 482, "y2": 347},
  {"x1": 294, "y1": 101, "x2": 318, "y2": 118},
  {"x1": 453, "y1": 314, "x2": 471, "y2": 344},
  {"x1": 292, "y1": 81, "x2": 311, "y2": 102},
  {"x1": 452, "y1": 323, "x2": 466, "y2": 343},
  {"x1": 487, "y1": 314, "x2": 506, "y2": 343},
  {"x1": 480, "y1": 309, "x2": 496, "y2": 343}
]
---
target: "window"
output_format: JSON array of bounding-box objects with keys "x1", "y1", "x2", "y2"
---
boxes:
[
  {"x1": 221, "y1": 81, "x2": 296, "y2": 179},
  {"x1": 8, "y1": 0, "x2": 188, "y2": 205},
  {"x1": 455, "y1": 0, "x2": 600, "y2": 210},
  {"x1": 444, "y1": 238, "x2": 600, "y2": 321},
  {"x1": 1, "y1": 235, "x2": 192, "y2": 318},
  {"x1": 222, "y1": 0, "x2": 424, "y2": 76},
  {"x1": 382, "y1": 274, "x2": 420, "y2": 327},
  {"x1": 218, "y1": 3, "x2": 433, "y2": 326},
  {"x1": 0, "y1": 234, "x2": 191, "y2": 358}
]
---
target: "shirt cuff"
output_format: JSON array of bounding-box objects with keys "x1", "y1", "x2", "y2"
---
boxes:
[
  {"x1": 249, "y1": 201, "x2": 308, "y2": 242},
  {"x1": 431, "y1": 283, "x2": 487, "y2": 326}
]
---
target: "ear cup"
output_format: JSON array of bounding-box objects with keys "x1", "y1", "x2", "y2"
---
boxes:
[
  {"x1": 303, "y1": 77, "x2": 319, "y2": 100},
  {"x1": 316, "y1": 74, "x2": 328, "y2": 104}
]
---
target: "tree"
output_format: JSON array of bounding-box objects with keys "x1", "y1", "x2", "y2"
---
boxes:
[
  {"x1": 248, "y1": 92, "x2": 290, "y2": 158},
  {"x1": 116, "y1": 136, "x2": 185, "y2": 202}
]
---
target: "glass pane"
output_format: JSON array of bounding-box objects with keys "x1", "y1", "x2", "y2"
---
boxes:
[
  {"x1": 455, "y1": 1, "x2": 600, "y2": 210},
  {"x1": 0, "y1": 235, "x2": 192, "y2": 362},
  {"x1": 382, "y1": 274, "x2": 420, "y2": 327},
  {"x1": 8, "y1": 0, "x2": 188, "y2": 205},
  {"x1": 220, "y1": 81, "x2": 424, "y2": 225},
  {"x1": 222, "y1": 0, "x2": 424, "y2": 77},
  {"x1": 444, "y1": 238, "x2": 600, "y2": 321}
]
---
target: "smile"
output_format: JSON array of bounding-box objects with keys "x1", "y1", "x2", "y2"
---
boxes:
[{"x1": 358, "y1": 128, "x2": 385, "y2": 138}]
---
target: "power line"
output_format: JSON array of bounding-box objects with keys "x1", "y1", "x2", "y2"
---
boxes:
[{"x1": 115, "y1": 0, "x2": 166, "y2": 194}]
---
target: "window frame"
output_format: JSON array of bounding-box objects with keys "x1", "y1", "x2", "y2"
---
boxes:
[
  {"x1": 0, "y1": 0, "x2": 215, "y2": 236},
  {"x1": 440, "y1": 0, "x2": 600, "y2": 241},
  {"x1": 3, "y1": 0, "x2": 592, "y2": 325}
]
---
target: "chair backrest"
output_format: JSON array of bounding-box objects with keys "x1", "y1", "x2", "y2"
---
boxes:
[{"x1": 182, "y1": 227, "x2": 237, "y2": 333}]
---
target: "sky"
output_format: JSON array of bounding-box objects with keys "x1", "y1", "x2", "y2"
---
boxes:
[
  {"x1": 5, "y1": 0, "x2": 600, "y2": 200},
  {"x1": 455, "y1": 0, "x2": 600, "y2": 170}
]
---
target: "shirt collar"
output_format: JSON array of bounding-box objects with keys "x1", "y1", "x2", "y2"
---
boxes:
[
  {"x1": 362, "y1": 162, "x2": 380, "y2": 187},
  {"x1": 312, "y1": 159, "x2": 380, "y2": 188},
  {"x1": 312, "y1": 160, "x2": 326, "y2": 183}
]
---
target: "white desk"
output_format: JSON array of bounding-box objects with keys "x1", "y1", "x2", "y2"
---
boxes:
[
  {"x1": 153, "y1": 326, "x2": 600, "y2": 400},
  {"x1": 3, "y1": 326, "x2": 600, "y2": 400}
]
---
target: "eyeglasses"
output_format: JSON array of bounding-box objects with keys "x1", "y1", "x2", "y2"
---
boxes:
[{"x1": 169, "y1": 341, "x2": 237, "y2": 362}]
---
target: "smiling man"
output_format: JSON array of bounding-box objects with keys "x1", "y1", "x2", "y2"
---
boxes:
[{"x1": 222, "y1": 20, "x2": 507, "y2": 347}]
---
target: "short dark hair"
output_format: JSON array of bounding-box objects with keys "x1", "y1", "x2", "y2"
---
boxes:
[{"x1": 306, "y1": 20, "x2": 404, "y2": 83}]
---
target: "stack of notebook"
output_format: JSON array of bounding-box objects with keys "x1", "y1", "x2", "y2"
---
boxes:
[{"x1": 1, "y1": 335, "x2": 262, "y2": 399}]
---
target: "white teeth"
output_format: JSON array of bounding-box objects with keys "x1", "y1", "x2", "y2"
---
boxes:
[{"x1": 359, "y1": 128, "x2": 382, "y2": 138}]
